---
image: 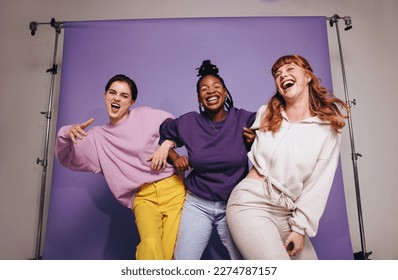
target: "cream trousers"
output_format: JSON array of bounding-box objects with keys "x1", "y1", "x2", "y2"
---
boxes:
[{"x1": 227, "y1": 178, "x2": 317, "y2": 260}]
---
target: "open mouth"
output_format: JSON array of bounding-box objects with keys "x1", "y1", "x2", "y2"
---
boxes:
[
  {"x1": 111, "y1": 102, "x2": 121, "y2": 110},
  {"x1": 206, "y1": 96, "x2": 219, "y2": 104},
  {"x1": 282, "y1": 80, "x2": 295, "y2": 90}
]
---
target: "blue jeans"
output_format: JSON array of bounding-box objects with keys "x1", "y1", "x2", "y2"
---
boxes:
[{"x1": 174, "y1": 192, "x2": 242, "y2": 260}]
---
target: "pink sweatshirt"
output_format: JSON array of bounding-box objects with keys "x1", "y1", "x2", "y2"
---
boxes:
[{"x1": 55, "y1": 106, "x2": 175, "y2": 208}]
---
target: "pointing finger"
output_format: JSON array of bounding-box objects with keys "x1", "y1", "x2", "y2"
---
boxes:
[{"x1": 81, "y1": 118, "x2": 95, "y2": 129}]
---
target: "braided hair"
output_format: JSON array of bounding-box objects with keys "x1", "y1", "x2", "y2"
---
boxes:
[{"x1": 196, "y1": 60, "x2": 234, "y2": 112}]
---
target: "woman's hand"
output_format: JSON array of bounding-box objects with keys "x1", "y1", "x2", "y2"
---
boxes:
[
  {"x1": 148, "y1": 140, "x2": 174, "y2": 171},
  {"x1": 68, "y1": 118, "x2": 95, "y2": 144},
  {"x1": 284, "y1": 231, "x2": 305, "y2": 257},
  {"x1": 171, "y1": 155, "x2": 190, "y2": 175},
  {"x1": 243, "y1": 127, "x2": 256, "y2": 144}
]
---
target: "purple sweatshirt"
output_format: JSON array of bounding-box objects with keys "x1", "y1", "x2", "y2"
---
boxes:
[
  {"x1": 160, "y1": 107, "x2": 255, "y2": 202},
  {"x1": 55, "y1": 106, "x2": 175, "y2": 208}
]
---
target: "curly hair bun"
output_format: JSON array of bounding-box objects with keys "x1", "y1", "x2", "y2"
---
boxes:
[{"x1": 196, "y1": 60, "x2": 219, "y2": 77}]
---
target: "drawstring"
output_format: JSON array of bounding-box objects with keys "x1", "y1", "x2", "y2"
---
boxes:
[{"x1": 262, "y1": 176, "x2": 296, "y2": 210}]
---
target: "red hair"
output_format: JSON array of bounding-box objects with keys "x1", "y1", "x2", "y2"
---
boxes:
[{"x1": 260, "y1": 55, "x2": 349, "y2": 133}]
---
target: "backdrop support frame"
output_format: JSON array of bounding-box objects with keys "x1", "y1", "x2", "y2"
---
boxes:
[
  {"x1": 30, "y1": 18, "x2": 63, "y2": 260},
  {"x1": 30, "y1": 16, "x2": 355, "y2": 260},
  {"x1": 327, "y1": 14, "x2": 372, "y2": 260}
]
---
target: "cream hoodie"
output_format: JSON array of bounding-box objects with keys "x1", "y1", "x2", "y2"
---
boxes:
[{"x1": 248, "y1": 105, "x2": 342, "y2": 237}]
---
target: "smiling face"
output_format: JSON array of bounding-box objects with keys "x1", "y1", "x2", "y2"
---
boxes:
[
  {"x1": 104, "y1": 81, "x2": 135, "y2": 125},
  {"x1": 197, "y1": 75, "x2": 227, "y2": 113},
  {"x1": 274, "y1": 63, "x2": 311, "y2": 104}
]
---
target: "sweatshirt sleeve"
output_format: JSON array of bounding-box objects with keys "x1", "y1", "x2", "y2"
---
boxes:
[
  {"x1": 159, "y1": 118, "x2": 183, "y2": 147},
  {"x1": 288, "y1": 131, "x2": 342, "y2": 237},
  {"x1": 55, "y1": 125, "x2": 102, "y2": 174},
  {"x1": 244, "y1": 109, "x2": 256, "y2": 128}
]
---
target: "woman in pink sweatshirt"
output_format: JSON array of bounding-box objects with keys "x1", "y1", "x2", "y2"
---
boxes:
[{"x1": 55, "y1": 74, "x2": 186, "y2": 260}]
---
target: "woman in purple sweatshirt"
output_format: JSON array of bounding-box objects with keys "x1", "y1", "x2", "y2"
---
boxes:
[
  {"x1": 55, "y1": 74, "x2": 186, "y2": 260},
  {"x1": 159, "y1": 60, "x2": 256, "y2": 259}
]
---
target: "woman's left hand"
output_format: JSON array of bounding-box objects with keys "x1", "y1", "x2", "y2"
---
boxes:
[
  {"x1": 284, "y1": 231, "x2": 305, "y2": 257},
  {"x1": 147, "y1": 140, "x2": 174, "y2": 171},
  {"x1": 243, "y1": 127, "x2": 256, "y2": 144}
]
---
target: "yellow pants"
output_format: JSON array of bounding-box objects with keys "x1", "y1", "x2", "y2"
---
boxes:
[{"x1": 133, "y1": 174, "x2": 186, "y2": 260}]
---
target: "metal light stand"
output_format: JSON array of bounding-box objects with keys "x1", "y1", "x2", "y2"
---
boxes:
[
  {"x1": 30, "y1": 18, "x2": 63, "y2": 260},
  {"x1": 327, "y1": 14, "x2": 372, "y2": 260}
]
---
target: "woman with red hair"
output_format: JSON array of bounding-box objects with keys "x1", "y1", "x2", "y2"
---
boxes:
[{"x1": 227, "y1": 55, "x2": 348, "y2": 260}]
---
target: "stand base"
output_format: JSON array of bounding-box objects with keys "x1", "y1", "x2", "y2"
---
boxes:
[{"x1": 354, "y1": 251, "x2": 372, "y2": 260}]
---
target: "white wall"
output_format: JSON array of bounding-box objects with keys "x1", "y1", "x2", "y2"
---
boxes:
[{"x1": 1, "y1": 0, "x2": 397, "y2": 260}]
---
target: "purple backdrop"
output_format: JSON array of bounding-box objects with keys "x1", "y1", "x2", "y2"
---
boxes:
[{"x1": 43, "y1": 17, "x2": 353, "y2": 260}]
